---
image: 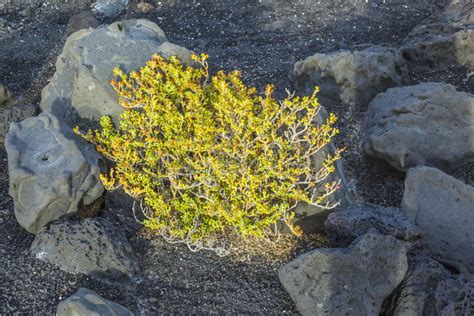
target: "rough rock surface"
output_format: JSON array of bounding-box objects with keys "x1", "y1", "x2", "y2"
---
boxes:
[
  {"x1": 136, "y1": 2, "x2": 155, "y2": 14},
  {"x1": 67, "y1": 11, "x2": 101, "y2": 35},
  {"x1": 384, "y1": 255, "x2": 452, "y2": 316},
  {"x1": 91, "y1": 0, "x2": 128, "y2": 19},
  {"x1": 435, "y1": 274, "x2": 474, "y2": 315},
  {"x1": 402, "y1": 0, "x2": 474, "y2": 69},
  {"x1": 5, "y1": 113, "x2": 104, "y2": 234},
  {"x1": 0, "y1": 83, "x2": 15, "y2": 107},
  {"x1": 39, "y1": 19, "x2": 192, "y2": 128},
  {"x1": 324, "y1": 203, "x2": 421, "y2": 247},
  {"x1": 31, "y1": 217, "x2": 139, "y2": 286},
  {"x1": 401, "y1": 166, "x2": 474, "y2": 274},
  {"x1": 293, "y1": 46, "x2": 406, "y2": 109},
  {"x1": 364, "y1": 82, "x2": 474, "y2": 172},
  {"x1": 385, "y1": 254, "x2": 474, "y2": 316},
  {"x1": 278, "y1": 230, "x2": 408, "y2": 316},
  {"x1": 57, "y1": 288, "x2": 133, "y2": 316}
]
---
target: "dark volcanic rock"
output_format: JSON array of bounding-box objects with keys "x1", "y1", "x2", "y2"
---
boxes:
[
  {"x1": 325, "y1": 203, "x2": 421, "y2": 247},
  {"x1": 402, "y1": 166, "x2": 474, "y2": 274},
  {"x1": 31, "y1": 217, "x2": 140, "y2": 286},
  {"x1": 57, "y1": 288, "x2": 133, "y2": 316},
  {"x1": 279, "y1": 230, "x2": 409, "y2": 316}
]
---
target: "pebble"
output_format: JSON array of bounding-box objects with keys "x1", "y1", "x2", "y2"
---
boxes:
[
  {"x1": 19, "y1": 7, "x2": 33, "y2": 18},
  {"x1": 137, "y1": 2, "x2": 155, "y2": 13}
]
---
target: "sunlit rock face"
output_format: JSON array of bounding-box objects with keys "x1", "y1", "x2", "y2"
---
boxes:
[
  {"x1": 293, "y1": 46, "x2": 406, "y2": 110},
  {"x1": 40, "y1": 19, "x2": 192, "y2": 129},
  {"x1": 402, "y1": 166, "x2": 474, "y2": 274},
  {"x1": 5, "y1": 113, "x2": 104, "y2": 234},
  {"x1": 364, "y1": 82, "x2": 474, "y2": 172},
  {"x1": 402, "y1": 0, "x2": 474, "y2": 70}
]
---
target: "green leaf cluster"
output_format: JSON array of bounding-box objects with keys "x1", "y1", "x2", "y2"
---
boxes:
[{"x1": 76, "y1": 53, "x2": 342, "y2": 243}]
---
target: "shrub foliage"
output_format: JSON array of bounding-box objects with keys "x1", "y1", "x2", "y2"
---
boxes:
[{"x1": 76, "y1": 54, "x2": 342, "y2": 246}]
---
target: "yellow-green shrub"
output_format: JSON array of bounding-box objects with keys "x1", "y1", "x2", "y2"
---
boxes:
[{"x1": 76, "y1": 53, "x2": 342, "y2": 246}]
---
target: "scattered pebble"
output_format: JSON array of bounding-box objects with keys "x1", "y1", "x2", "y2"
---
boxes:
[{"x1": 137, "y1": 2, "x2": 155, "y2": 13}]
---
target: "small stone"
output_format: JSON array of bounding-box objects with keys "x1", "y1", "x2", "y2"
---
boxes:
[
  {"x1": 19, "y1": 7, "x2": 33, "y2": 18},
  {"x1": 0, "y1": 83, "x2": 15, "y2": 107},
  {"x1": 402, "y1": 0, "x2": 474, "y2": 69},
  {"x1": 385, "y1": 255, "x2": 451, "y2": 316},
  {"x1": 31, "y1": 217, "x2": 139, "y2": 286},
  {"x1": 57, "y1": 288, "x2": 133, "y2": 316},
  {"x1": 91, "y1": 0, "x2": 128, "y2": 19},
  {"x1": 435, "y1": 274, "x2": 474, "y2": 314},
  {"x1": 137, "y1": 2, "x2": 155, "y2": 13}
]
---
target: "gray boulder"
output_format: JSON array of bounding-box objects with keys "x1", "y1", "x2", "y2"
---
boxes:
[
  {"x1": 386, "y1": 255, "x2": 474, "y2": 316},
  {"x1": 91, "y1": 0, "x2": 128, "y2": 19},
  {"x1": 402, "y1": 0, "x2": 474, "y2": 69},
  {"x1": 364, "y1": 82, "x2": 474, "y2": 172},
  {"x1": 401, "y1": 166, "x2": 474, "y2": 274},
  {"x1": 31, "y1": 217, "x2": 139, "y2": 286},
  {"x1": 57, "y1": 288, "x2": 133, "y2": 316},
  {"x1": 5, "y1": 113, "x2": 104, "y2": 234},
  {"x1": 293, "y1": 46, "x2": 406, "y2": 109},
  {"x1": 40, "y1": 19, "x2": 192, "y2": 128},
  {"x1": 324, "y1": 203, "x2": 421, "y2": 247},
  {"x1": 279, "y1": 230, "x2": 409, "y2": 316},
  {"x1": 385, "y1": 255, "x2": 452, "y2": 316}
]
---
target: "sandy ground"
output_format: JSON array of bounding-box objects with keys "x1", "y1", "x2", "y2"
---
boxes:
[{"x1": 0, "y1": 0, "x2": 471, "y2": 314}]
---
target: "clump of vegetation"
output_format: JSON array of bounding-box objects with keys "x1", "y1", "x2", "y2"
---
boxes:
[{"x1": 76, "y1": 53, "x2": 342, "y2": 252}]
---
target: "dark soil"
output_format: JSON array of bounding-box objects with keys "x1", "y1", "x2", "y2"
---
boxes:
[{"x1": 0, "y1": 0, "x2": 470, "y2": 314}]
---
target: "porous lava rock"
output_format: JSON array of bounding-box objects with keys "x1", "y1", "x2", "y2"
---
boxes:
[
  {"x1": 402, "y1": 0, "x2": 474, "y2": 70},
  {"x1": 279, "y1": 230, "x2": 408, "y2": 316},
  {"x1": 324, "y1": 203, "x2": 421, "y2": 247},
  {"x1": 293, "y1": 46, "x2": 406, "y2": 110},
  {"x1": 31, "y1": 217, "x2": 139, "y2": 286}
]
